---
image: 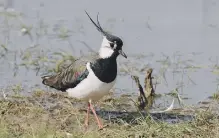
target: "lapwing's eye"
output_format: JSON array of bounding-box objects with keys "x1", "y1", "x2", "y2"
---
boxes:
[{"x1": 110, "y1": 42, "x2": 114, "y2": 48}]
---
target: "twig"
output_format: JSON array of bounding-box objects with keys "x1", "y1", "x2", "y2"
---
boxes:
[
  {"x1": 131, "y1": 75, "x2": 147, "y2": 110},
  {"x1": 144, "y1": 68, "x2": 155, "y2": 97}
]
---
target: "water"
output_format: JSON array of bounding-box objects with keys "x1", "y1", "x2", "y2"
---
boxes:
[{"x1": 0, "y1": 0, "x2": 219, "y2": 105}]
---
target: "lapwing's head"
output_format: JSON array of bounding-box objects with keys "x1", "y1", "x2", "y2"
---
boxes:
[{"x1": 85, "y1": 11, "x2": 127, "y2": 59}]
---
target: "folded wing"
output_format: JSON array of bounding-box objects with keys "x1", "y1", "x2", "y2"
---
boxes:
[{"x1": 42, "y1": 56, "x2": 91, "y2": 91}]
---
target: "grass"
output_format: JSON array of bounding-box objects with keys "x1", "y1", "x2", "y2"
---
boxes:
[{"x1": 1, "y1": 91, "x2": 219, "y2": 138}]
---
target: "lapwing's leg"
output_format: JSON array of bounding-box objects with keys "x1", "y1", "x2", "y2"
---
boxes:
[
  {"x1": 89, "y1": 100, "x2": 103, "y2": 129},
  {"x1": 84, "y1": 102, "x2": 90, "y2": 128}
]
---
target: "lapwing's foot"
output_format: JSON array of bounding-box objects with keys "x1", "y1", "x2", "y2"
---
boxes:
[
  {"x1": 84, "y1": 123, "x2": 89, "y2": 131},
  {"x1": 98, "y1": 124, "x2": 108, "y2": 131},
  {"x1": 84, "y1": 120, "x2": 89, "y2": 128}
]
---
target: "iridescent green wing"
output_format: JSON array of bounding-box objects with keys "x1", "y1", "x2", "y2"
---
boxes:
[{"x1": 42, "y1": 53, "x2": 98, "y2": 91}]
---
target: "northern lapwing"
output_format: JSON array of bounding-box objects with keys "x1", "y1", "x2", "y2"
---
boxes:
[{"x1": 41, "y1": 11, "x2": 127, "y2": 129}]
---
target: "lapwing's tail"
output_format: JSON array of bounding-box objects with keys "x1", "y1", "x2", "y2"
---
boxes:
[
  {"x1": 41, "y1": 75, "x2": 64, "y2": 91},
  {"x1": 42, "y1": 75, "x2": 54, "y2": 86}
]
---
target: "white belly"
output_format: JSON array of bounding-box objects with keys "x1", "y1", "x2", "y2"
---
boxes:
[{"x1": 66, "y1": 62, "x2": 116, "y2": 101}]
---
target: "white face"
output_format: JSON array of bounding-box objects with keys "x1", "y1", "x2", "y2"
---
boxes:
[{"x1": 99, "y1": 36, "x2": 115, "y2": 58}]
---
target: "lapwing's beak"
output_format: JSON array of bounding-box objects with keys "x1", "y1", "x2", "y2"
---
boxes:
[{"x1": 118, "y1": 50, "x2": 127, "y2": 58}]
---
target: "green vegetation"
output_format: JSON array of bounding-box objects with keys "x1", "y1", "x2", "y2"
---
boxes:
[{"x1": 1, "y1": 91, "x2": 219, "y2": 138}]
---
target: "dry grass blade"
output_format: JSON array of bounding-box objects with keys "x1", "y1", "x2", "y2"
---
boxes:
[
  {"x1": 177, "y1": 93, "x2": 185, "y2": 107},
  {"x1": 150, "y1": 99, "x2": 175, "y2": 113}
]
